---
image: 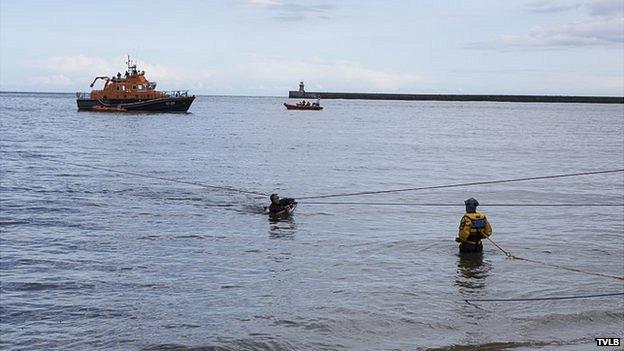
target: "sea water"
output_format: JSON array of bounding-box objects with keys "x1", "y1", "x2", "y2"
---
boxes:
[{"x1": 1, "y1": 92, "x2": 623, "y2": 350}]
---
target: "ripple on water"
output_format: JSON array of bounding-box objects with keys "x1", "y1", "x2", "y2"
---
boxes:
[{"x1": 1, "y1": 94, "x2": 623, "y2": 350}]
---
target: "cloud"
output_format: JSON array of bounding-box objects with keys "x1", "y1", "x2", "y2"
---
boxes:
[
  {"x1": 43, "y1": 55, "x2": 116, "y2": 74},
  {"x1": 22, "y1": 55, "x2": 116, "y2": 89},
  {"x1": 181, "y1": 56, "x2": 422, "y2": 94},
  {"x1": 26, "y1": 54, "x2": 421, "y2": 94},
  {"x1": 27, "y1": 55, "x2": 191, "y2": 90},
  {"x1": 28, "y1": 74, "x2": 74, "y2": 86},
  {"x1": 246, "y1": 0, "x2": 335, "y2": 21},
  {"x1": 525, "y1": 0, "x2": 623, "y2": 14},
  {"x1": 222, "y1": 57, "x2": 422, "y2": 92},
  {"x1": 247, "y1": 0, "x2": 280, "y2": 7},
  {"x1": 469, "y1": 0, "x2": 624, "y2": 50},
  {"x1": 525, "y1": 0, "x2": 581, "y2": 13},
  {"x1": 144, "y1": 56, "x2": 421, "y2": 93},
  {"x1": 467, "y1": 16, "x2": 624, "y2": 49},
  {"x1": 587, "y1": 0, "x2": 624, "y2": 16}
]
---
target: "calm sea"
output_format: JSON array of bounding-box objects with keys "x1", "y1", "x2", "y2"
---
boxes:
[{"x1": 1, "y1": 92, "x2": 623, "y2": 350}]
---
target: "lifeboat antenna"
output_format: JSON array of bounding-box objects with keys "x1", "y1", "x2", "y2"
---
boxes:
[{"x1": 126, "y1": 55, "x2": 138, "y2": 75}]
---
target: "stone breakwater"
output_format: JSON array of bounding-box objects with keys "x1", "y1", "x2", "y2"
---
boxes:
[{"x1": 289, "y1": 91, "x2": 624, "y2": 104}]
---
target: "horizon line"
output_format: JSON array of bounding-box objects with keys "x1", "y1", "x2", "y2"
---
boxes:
[{"x1": 1, "y1": 90, "x2": 623, "y2": 99}]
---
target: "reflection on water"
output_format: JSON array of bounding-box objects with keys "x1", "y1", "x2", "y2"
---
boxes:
[
  {"x1": 454, "y1": 251, "x2": 493, "y2": 336},
  {"x1": 454, "y1": 251, "x2": 492, "y2": 297},
  {"x1": 268, "y1": 216, "x2": 297, "y2": 239}
]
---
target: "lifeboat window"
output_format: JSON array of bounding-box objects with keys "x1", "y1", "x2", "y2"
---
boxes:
[{"x1": 116, "y1": 86, "x2": 121, "y2": 91}]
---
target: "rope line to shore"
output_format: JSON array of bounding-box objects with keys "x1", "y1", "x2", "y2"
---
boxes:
[
  {"x1": 27, "y1": 154, "x2": 624, "y2": 281},
  {"x1": 511, "y1": 255, "x2": 624, "y2": 281},
  {"x1": 299, "y1": 201, "x2": 624, "y2": 207},
  {"x1": 486, "y1": 237, "x2": 624, "y2": 281},
  {"x1": 32, "y1": 155, "x2": 269, "y2": 197},
  {"x1": 296, "y1": 169, "x2": 624, "y2": 200},
  {"x1": 31, "y1": 154, "x2": 622, "y2": 203},
  {"x1": 465, "y1": 292, "x2": 624, "y2": 303}
]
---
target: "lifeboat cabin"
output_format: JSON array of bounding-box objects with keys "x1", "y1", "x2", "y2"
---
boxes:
[{"x1": 76, "y1": 57, "x2": 195, "y2": 112}]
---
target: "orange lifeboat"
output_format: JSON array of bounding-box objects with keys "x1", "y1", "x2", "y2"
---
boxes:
[{"x1": 76, "y1": 56, "x2": 195, "y2": 112}]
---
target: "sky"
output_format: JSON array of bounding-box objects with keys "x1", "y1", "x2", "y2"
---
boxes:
[{"x1": 0, "y1": 0, "x2": 623, "y2": 96}]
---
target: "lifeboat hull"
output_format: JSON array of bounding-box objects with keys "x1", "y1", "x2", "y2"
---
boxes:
[
  {"x1": 77, "y1": 96, "x2": 195, "y2": 112},
  {"x1": 284, "y1": 103, "x2": 323, "y2": 110},
  {"x1": 91, "y1": 105, "x2": 126, "y2": 112}
]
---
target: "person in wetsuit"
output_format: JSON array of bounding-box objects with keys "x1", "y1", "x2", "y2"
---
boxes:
[
  {"x1": 267, "y1": 194, "x2": 296, "y2": 215},
  {"x1": 455, "y1": 198, "x2": 492, "y2": 253}
]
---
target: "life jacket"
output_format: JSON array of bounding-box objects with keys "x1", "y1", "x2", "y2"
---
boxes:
[
  {"x1": 463, "y1": 212, "x2": 487, "y2": 241},
  {"x1": 269, "y1": 202, "x2": 286, "y2": 214},
  {"x1": 268, "y1": 198, "x2": 296, "y2": 214}
]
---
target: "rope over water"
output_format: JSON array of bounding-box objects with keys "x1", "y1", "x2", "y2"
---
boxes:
[
  {"x1": 27, "y1": 154, "x2": 624, "y2": 282},
  {"x1": 511, "y1": 256, "x2": 624, "y2": 281},
  {"x1": 32, "y1": 155, "x2": 269, "y2": 197},
  {"x1": 465, "y1": 292, "x2": 624, "y2": 303},
  {"x1": 486, "y1": 237, "x2": 624, "y2": 281},
  {"x1": 31, "y1": 153, "x2": 623, "y2": 203},
  {"x1": 299, "y1": 201, "x2": 624, "y2": 207},
  {"x1": 297, "y1": 169, "x2": 624, "y2": 200}
]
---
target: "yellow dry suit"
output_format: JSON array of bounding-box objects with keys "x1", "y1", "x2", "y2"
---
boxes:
[{"x1": 457, "y1": 211, "x2": 492, "y2": 244}]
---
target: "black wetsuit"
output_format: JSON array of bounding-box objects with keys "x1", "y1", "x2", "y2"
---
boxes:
[
  {"x1": 268, "y1": 198, "x2": 296, "y2": 214},
  {"x1": 459, "y1": 233, "x2": 484, "y2": 253}
]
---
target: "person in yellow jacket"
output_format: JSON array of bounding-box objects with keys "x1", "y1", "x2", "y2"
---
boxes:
[{"x1": 456, "y1": 198, "x2": 492, "y2": 253}]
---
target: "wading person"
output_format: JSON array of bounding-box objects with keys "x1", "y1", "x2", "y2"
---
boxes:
[
  {"x1": 266, "y1": 193, "x2": 297, "y2": 215},
  {"x1": 455, "y1": 198, "x2": 492, "y2": 253}
]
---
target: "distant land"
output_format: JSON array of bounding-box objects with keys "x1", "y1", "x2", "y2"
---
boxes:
[{"x1": 289, "y1": 83, "x2": 624, "y2": 104}]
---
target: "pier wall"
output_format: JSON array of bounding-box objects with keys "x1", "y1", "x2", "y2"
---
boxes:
[{"x1": 289, "y1": 91, "x2": 624, "y2": 104}]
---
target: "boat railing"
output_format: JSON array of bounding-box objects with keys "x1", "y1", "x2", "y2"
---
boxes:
[
  {"x1": 163, "y1": 90, "x2": 190, "y2": 98},
  {"x1": 76, "y1": 91, "x2": 190, "y2": 99}
]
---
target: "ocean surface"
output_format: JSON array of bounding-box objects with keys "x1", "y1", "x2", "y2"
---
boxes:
[{"x1": 1, "y1": 92, "x2": 623, "y2": 350}]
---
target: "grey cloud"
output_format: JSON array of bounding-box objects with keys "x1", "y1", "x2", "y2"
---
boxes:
[
  {"x1": 525, "y1": 0, "x2": 623, "y2": 15},
  {"x1": 467, "y1": 18, "x2": 623, "y2": 50},
  {"x1": 587, "y1": 0, "x2": 624, "y2": 16},
  {"x1": 248, "y1": 1, "x2": 336, "y2": 21},
  {"x1": 525, "y1": 0, "x2": 581, "y2": 13},
  {"x1": 468, "y1": 0, "x2": 624, "y2": 50}
]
